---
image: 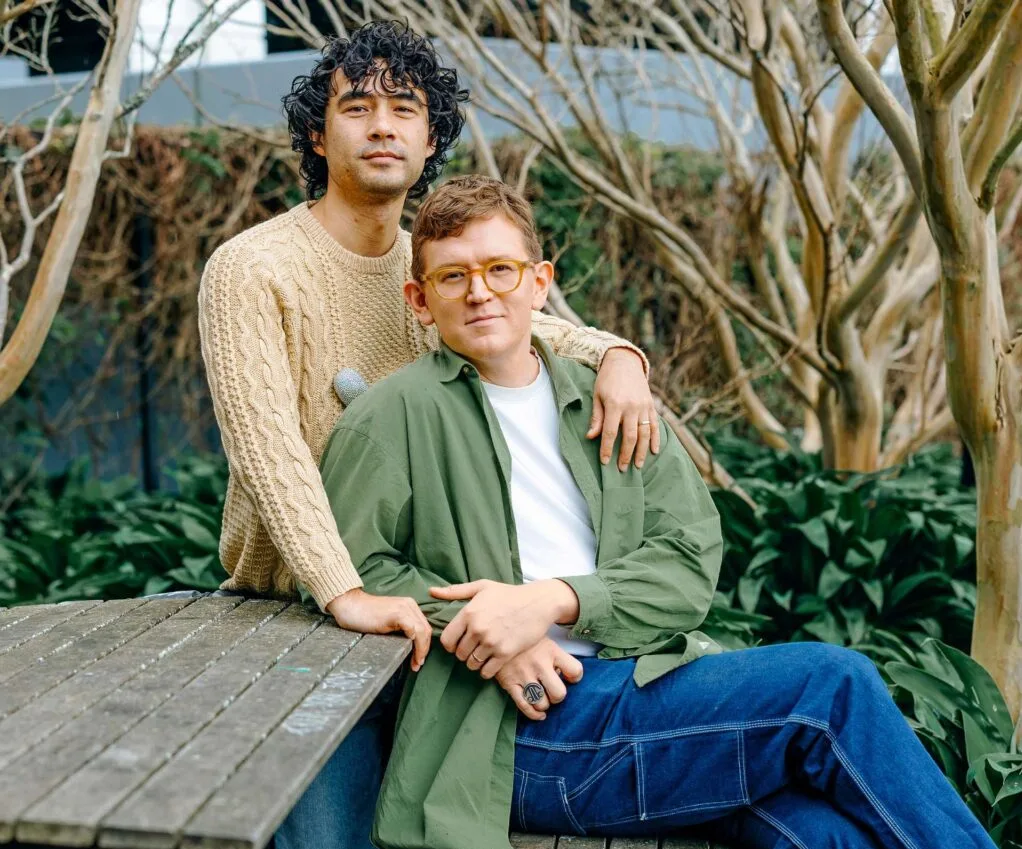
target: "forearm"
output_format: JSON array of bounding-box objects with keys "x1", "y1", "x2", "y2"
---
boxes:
[
  {"x1": 559, "y1": 523, "x2": 721, "y2": 648},
  {"x1": 530, "y1": 311, "x2": 649, "y2": 374}
]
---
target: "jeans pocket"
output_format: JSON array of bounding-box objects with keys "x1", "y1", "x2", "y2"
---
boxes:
[
  {"x1": 563, "y1": 744, "x2": 641, "y2": 831},
  {"x1": 513, "y1": 769, "x2": 580, "y2": 835},
  {"x1": 638, "y1": 729, "x2": 746, "y2": 821}
]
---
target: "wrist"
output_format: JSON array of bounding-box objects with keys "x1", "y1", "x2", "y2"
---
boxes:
[
  {"x1": 602, "y1": 344, "x2": 649, "y2": 377},
  {"x1": 326, "y1": 587, "x2": 362, "y2": 613},
  {"x1": 544, "y1": 579, "x2": 580, "y2": 626}
]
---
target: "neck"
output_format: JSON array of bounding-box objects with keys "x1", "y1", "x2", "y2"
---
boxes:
[
  {"x1": 473, "y1": 341, "x2": 539, "y2": 388},
  {"x1": 310, "y1": 181, "x2": 405, "y2": 257}
]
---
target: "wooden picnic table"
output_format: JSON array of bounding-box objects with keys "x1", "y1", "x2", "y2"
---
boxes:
[{"x1": 0, "y1": 597, "x2": 718, "y2": 849}]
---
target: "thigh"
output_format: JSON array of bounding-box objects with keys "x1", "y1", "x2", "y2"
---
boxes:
[
  {"x1": 513, "y1": 656, "x2": 750, "y2": 835},
  {"x1": 512, "y1": 643, "x2": 879, "y2": 836},
  {"x1": 274, "y1": 670, "x2": 403, "y2": 849}
]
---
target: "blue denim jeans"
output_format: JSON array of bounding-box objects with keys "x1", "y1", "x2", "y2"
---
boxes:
[
  {"x1": 512, "y1": 643, "x2": 995, "y2": 849},
  {"x1": 273, "y1": 668, "x2": 404, "y2": 849}
]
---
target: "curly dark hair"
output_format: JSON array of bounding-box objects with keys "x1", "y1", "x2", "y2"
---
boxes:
[{"x1": 282, "y1": 21, "x2": 469, "y2": 201}]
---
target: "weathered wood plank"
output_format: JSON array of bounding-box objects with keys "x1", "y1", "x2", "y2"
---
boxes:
[
  {"x1": 98, "y1": 623, "x2": 361, "y2": 849},
  {"x1": 659, "y1": 839, "x2": 714, "y2": 848},
  {"x1": 0, "y1": 598, "x2": 188, "y2": 719},
  {"x1": 0, "y1": 600, "x2": 285, "y2": 845},
  {"x1": 0, "y1": 599, "x2": 144, "y2": 686},
  {"x1": 177, "y1": 633, "x2": 410, "y2": 849},
  {"x1": 510, "y1": 834, "x2": 558, "y2": 849},
  {"x1": 0, "y1": 601, "x2": 101, "y2": 655},
  {"x1": 0, "y1": 596, "x2": 243, "y2": 770},
  {"x1": 0, "y1": 602, "x2": 59, "y2": 630},
  {"x1": 15, "y1": 604, "x2": 319, "y2": 847},
  {"x1": 557, "y1": 838, "x2": 608, "y2": 848},
  {"x1": 607, "y1": 840, "x2": 659, "y2": 848}
]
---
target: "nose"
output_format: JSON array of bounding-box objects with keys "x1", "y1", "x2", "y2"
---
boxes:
[
  {"x1": 367, "y1": 104, "x2": 396, "y2": 141},
  {"x1": 465, "y1": 270, "x2": 493, "y2": 303}
]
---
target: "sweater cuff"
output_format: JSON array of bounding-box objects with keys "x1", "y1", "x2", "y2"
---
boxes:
[
  {"x1": 304, "y1": 558, "x2": 365, "y2": 613},
  {"x1": 559, "y1": 574, "x2": 612, "y2": 642}
]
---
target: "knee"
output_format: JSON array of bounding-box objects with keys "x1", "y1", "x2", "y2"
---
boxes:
[{"x1": 794, "y1": 643, "x2": 885, "y2": 696}]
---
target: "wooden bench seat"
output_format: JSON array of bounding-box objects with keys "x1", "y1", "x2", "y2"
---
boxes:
[{"x1": 510, "y1": 836, "x2": 716, "y2": 848}]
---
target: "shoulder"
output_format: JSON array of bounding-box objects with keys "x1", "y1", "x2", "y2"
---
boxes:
[{"x1": 201, "y1": 206, "x2": 311, "y2": 287}]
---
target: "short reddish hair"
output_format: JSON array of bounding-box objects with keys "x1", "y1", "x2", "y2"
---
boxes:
[{"x1": 411, "y1": 175, "x2": 542, "y2": 280}]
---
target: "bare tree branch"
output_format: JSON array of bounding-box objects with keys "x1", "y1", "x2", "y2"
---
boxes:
[
  {"x1": 817, "y1": 0, "x2": 924, "y2": 198},
  {"x1": 0, "y1": 0, "x2": 54, "y2": 26},
  {"x1": 931, "y1": 0, "x2": 1021, "y2": 102}
]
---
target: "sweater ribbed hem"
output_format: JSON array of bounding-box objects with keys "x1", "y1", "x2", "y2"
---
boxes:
[{"x1": 291, "y1": 202, "x2": 410, "y2": 276}]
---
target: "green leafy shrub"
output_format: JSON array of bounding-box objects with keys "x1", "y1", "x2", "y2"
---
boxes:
[
  {"x1": 888, "y1": 640, "x2": 1022, "y2": 846},
  {"x1": 0, "y1": 455, "x2": 227, "y2": 605},
  {"x1": 709, "y1": 440, "x2": 976, "y2": 661}
]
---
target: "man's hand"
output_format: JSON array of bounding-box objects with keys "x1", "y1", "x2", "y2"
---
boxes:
[
  {"x1": 588, "y1": 347, "x2": 660, "y2": 472},
  {"x1": 496, "y1": 638, "x2": 584, "y2": 721},
  {"x1": 429, "y1": 579, "x2": 580, "y2": 679},
  {"x1": 325, "y1": 588, "x2": 431, "y2": 672}
]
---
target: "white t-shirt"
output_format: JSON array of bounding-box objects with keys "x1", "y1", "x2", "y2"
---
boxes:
[{"x1": 481, "y1": 356, "x2": 602, "y2": 657}]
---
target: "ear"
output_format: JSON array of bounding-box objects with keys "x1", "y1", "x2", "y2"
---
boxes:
[
  {"x1": 311, "y1": 131, "x2": 325, "y2": 159},
  {"x1": 426, "y1": 134, "x2": 437, "y2": 158},
  {"x1": 404, "y1": 279, "x2": 435, "y2": 327},
  {"x1": 530, "y1": 261, "x2": 554, "y2": 312}
]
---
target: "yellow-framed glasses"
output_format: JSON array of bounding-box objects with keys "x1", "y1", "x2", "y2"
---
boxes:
[{"x1": 420, "y1": 258, "x2": 535, "y2": 300}]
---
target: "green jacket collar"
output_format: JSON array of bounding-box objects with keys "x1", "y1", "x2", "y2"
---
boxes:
[{"x1": 437, "y1": 335, "x2": 583, "y2": 412}]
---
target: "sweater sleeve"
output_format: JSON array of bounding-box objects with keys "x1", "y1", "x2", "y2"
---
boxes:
[
  {"x1": 530, "y1": 311, "x2": 649, "y2": 375},
  {"x1": 197, "y1": 243, "x2": 363, "y2": 610}
]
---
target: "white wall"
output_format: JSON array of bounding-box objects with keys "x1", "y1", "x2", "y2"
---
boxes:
[{"x1": 130, "y1": 0, "x2": 267, "y2": 74}]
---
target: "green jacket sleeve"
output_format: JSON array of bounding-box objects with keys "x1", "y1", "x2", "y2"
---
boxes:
[
  {"x1": 559, "y1": 421, "x2": 723, "y2": 650},
  {"x1": 319, "y1": 426, "x2": 466, "y2": 634}
]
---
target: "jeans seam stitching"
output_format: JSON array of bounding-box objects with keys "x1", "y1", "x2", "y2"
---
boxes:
[
  {"x1": 779, "y1": 714, "x2": 918, "y2": 849},
  {"x1": 737, "y1": 728, "x2": 749, "y2": 804},
  {"x1": 635, "y1": 742, "x2": 646, "y2": 820},
  {"x1": 565, "y1": 745, "x2": 633, "y2": 799},
  {"x1": 636, "y1": 797, "x2": 747, "y2": 819},
  {"x1": 830, "y1": 735, "x2": 919, "y2": 849},
  {"x1": 520, "y1": 772, "x2": 530, "y2": 833},
  {"x1": 514, "y1": 723, "x2": 752, "y2": 751},
  {"x1": 750, "y1": 805, "x2": 810, "y2": 849},
  {"x1": 559, "y1": 777, "x2": 585, "y2": 835}
]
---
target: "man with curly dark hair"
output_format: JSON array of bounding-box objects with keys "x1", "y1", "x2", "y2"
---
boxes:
[{"x1": 197, "y1": 19, "x2": 658, "y2": 849}]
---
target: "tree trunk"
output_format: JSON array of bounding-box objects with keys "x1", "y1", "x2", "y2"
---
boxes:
[
  {"x1": 0, "y1": 0, "x2": 142, "y2": 406},
  {"x1": 817, "y1": 369, "x2": 884, "y2": 471},
  {"x1": 970, "y1": 424, "x2": 1022, "y2": 718},
  {"x1": 942, "y1": 213, "x2": 1022, "y2": 715}
]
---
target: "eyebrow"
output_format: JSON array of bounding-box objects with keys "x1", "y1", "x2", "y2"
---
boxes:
[{"x1": 337, "y1": 89, "x2": 424, "y2": 107}]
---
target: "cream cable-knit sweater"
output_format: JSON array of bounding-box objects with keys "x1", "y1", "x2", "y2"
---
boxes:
[{"x1": 198, "y1": 202, "x2": 646, "y2": 611}]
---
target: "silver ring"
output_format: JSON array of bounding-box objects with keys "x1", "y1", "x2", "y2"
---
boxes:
[
  {"x1": 523, "y1": 682, "x2": 545, "y2": 705},
  {"x1": 639, "y1": 420, "x2": 651, "y2": 426}
]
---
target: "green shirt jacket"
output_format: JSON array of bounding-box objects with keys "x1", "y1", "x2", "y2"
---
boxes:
[{"x1": 318, "y1": 338, "x2": 725, "y2": 849}]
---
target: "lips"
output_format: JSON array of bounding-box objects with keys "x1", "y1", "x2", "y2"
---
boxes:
[
  {"x1": 364, "y1": 152, "x2": 402, "y2": 160},
  {"x1": 467, "y1": 315, "x2": 502, "y2": 325}
]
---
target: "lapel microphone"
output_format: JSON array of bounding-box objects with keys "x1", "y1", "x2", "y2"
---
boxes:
[{"x1": 334, "y1": 367, "x2": 369, "y2": 406}]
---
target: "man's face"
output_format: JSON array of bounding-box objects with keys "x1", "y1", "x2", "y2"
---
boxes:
[
  {"x1": 313, "y1": 65, "x2": 435, "y2": 200},
  {"x1": 405, "y1": 214, "x2": 553, "y2": 367}
]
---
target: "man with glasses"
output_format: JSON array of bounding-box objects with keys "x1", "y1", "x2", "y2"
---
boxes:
[{"x1": 318, "y1": 175, "x2": 996, "y2": 849}]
